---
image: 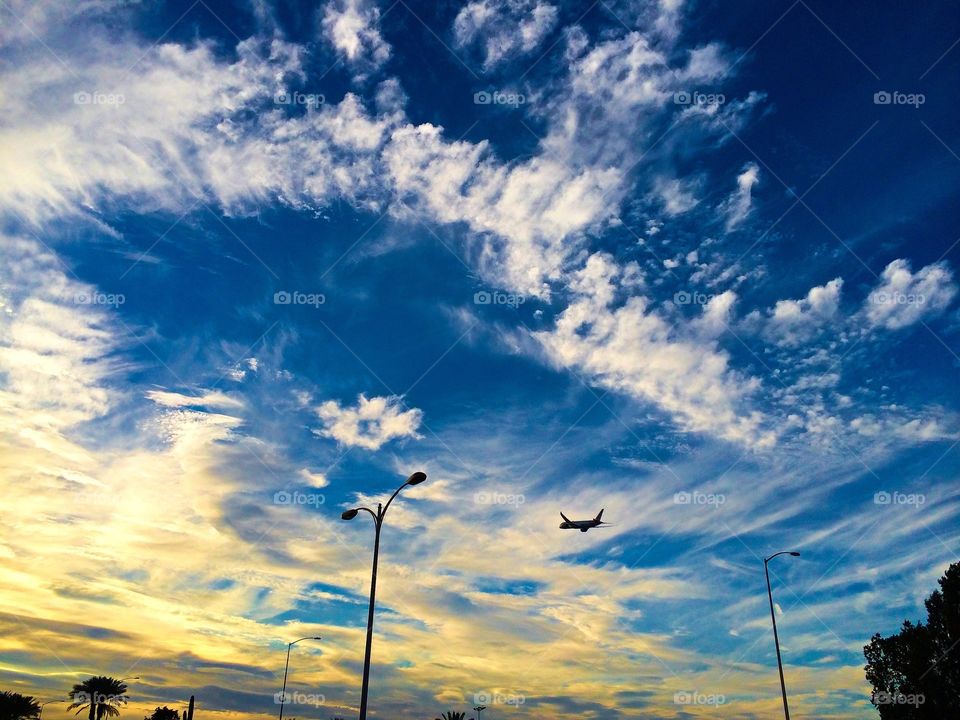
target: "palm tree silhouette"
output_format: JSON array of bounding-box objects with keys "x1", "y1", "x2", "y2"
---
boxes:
[
  {"x1": 0, "y1": 690, "x2": 42, "y2": 720},
  {"x1": 435, "y1": 712, "x2": 466, "y2": 720},
  {"x1": 68, "y1": 677, "x2": 128, "y2": 720}
]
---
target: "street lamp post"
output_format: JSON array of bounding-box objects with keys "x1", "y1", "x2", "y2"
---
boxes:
[
  {"x1": 474, "y1": 705, "x2": 487, "y2": 720},
  {"x1": 279, "y1": 636, "x2": 322, "y2": 720},
  {"x1": 39, "y1": 701, "x2": 61, "y2": 719},
  {"x1": 341, "y1": 471, "x2": 427, "y2": 720},
  {"x1": 764, "y1": 551, "x2": 800, "y2": 720}
]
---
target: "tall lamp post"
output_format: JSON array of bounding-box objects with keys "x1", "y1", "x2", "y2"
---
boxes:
[
  {"x1": 279, "y1": 636, "x2": 322, "y2": 720},
  {"x1": 341, "y1": 471, "x2": 427, "y2": 720},
  {"x1": 39, "y1": 701, "x2": 62, "y2": 719},
  {"x1": 764, "y1": 551, "x2": 800, "y2": 720},
  {"x1": 474, "y1": 704, "x2": 487, "y2": 720}
]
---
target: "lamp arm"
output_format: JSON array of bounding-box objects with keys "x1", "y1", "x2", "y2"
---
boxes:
[
  {"x1": 380, "y1": 480, "x2": 409, "y2": 519},
  {"x1": 356, "y1": 506, "x2": 379, "y2": 524}
]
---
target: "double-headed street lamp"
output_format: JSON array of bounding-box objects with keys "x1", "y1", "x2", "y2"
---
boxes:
[
  {"x1": 474, "y1": 704, "x2": 487, "y2": 720},
  {"x1": 341, "y1": 470, "x2": 427, "y2": 720},
  {"x1": 279, "y1": 636, "x2": 322, "y2": 720},
  {"x1": 764, "y1": 551, "x2": 800, "y2": 720}
]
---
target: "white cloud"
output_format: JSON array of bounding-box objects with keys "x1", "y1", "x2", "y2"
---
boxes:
[
  {"x1": 298, "y1": 467, "x2": 329, "y2": 488},
  {"x1": 534, "y1": 254, "x2": 774, "y2": 447},
  {"x1": 653, "y1": 176, "x2": 699, "y2": 215},
  {"x1": 0, "y1": 14, "x2": 757, "y2": 310},
  {"x1": 321, "y1": 0, "x2": 391, "y2": 77},
  {"x1": 0, "y1": 235, "x2": 118, "y2": 439},
  {"x1": 0, "y1": 0, "x2": 139, "y2": 46},
  {"x1": 314, "y1": 394, "x2": 423, "y2": 449},
  {"x1": 850, "y1": 412, "x2": 957, "y2": 443},
  {"x1": 385, "y1": 125, "x2": 620, "y2": 296},
  {"x1": 863, "y1": 258, "x2": 957, "y2": 330},
  {"x1": 0, "y1": 35, "x2": 399, "y2": 223},
  {"x1": 454, "y1": 0, "x2": 559, "y2": 70},
  {"x1": 693, "y1": 290, "x2": 737, "y2": 338},
  {"x1": 0, "y1": 2, "x2": 779, "y2": 450},
  {"x1": 721, "y1": 162, "x2": 759, "y2": 230},
  {"x1": 765, "y1": 278, "x2": 843, "y2": 346}
]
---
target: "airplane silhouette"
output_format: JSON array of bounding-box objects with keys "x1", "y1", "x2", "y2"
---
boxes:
[{"x1": 559, "y1": 509, "x2": 612, "y2": 532}]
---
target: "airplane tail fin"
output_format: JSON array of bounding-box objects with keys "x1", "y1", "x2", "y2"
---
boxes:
[
  {"x1": 560, "y1": 512, "x2": 571, "y2": 523},
  {"x1": 595, "y1": 509, "x2": 604, "y2": 521}
]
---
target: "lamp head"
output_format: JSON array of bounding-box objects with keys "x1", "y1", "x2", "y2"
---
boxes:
[
  {"x1": 789, "y1": 551, "x2": 801, "y2": 556},
  {"x1": 341, "y1": 509, "x2": 359, "y2": 520},
  {"x1": 406, "y1": 471, "x2": 427, "y2": 486}
]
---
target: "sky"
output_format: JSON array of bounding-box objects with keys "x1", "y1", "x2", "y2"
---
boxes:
[{"x1": 0, "y1": 0, "x2": 958, "y2": 718}]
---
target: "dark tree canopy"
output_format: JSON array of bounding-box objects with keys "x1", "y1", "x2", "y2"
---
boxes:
[
  {"x1": 0, "y1": 691, "x2": 41, "y2": 720},
  {"x1": 864, "y1": 561, "x2": 960, "y2": 718},
  {"x1": 144, "y1": 708, "x2": 179, "y2": 720}
]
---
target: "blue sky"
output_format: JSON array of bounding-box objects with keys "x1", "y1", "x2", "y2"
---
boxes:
[{"x1": 1, "y1": 1, "x2": 958, "y2": 718}]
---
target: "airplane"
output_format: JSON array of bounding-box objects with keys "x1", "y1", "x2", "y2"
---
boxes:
[{"x1": 559, "y1": 509, "x2": 612, "y2": 532}]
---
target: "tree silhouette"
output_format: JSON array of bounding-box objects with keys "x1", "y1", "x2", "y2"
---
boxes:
[
  {"x1": 864, "y1": 561, "x2": 959, "y2": 717},
  {"x1": 435, "y1": 712, "x2": 466, "y2": 720},
  {"x1": 67, "y1": 677, "x2": 128, "y2": 720},
  {"x1": 0, "y1": 691, "x2": 41, "y2": 720},
  {"x1": 144, "y1": 709, "x2": 179, "y2": 720}
]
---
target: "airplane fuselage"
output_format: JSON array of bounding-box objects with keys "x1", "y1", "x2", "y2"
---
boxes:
[
  {"x1": 559, "y1": 510, "x2": 606, "y2": 532},
  {"x1": 559, "y1": 519, "x2": 601, "y2": 532}
]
